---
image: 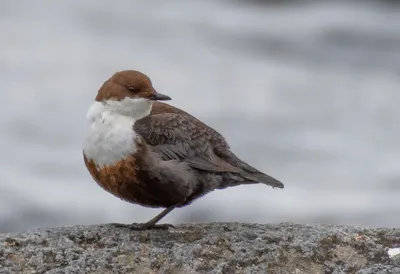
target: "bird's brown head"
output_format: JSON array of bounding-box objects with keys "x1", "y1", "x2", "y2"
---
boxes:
[
  {"x1": 93, "y1": 70, "x2": 171, "y2": 119},
  {"x1": 96, "y1": 70, "x2": 171, "y2": 102}
]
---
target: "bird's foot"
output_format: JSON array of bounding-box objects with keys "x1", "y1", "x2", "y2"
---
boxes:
[{"x1": 110, "y1": 222, "x2": 175, "y2": 230}]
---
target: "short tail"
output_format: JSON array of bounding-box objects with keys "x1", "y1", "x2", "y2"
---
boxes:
[
  {"x1": 242, "y1": 172, "x2": 284, "y2": 189},
  {"x1": 214, "y1": 149, "x2": 284, "y2": 189}
]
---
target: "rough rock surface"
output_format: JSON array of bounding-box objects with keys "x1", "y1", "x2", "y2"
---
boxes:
[{"x1": 0, "y1": 222, "x2": 399, "y2": 274}]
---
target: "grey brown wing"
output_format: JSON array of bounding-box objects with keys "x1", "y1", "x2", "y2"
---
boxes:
[{"x1": 134, "y1": 113, "x2": 242, "y2": 173}]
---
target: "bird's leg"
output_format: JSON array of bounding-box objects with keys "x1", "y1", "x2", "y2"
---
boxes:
[
  {"x1": 130, "y1": 205, "x2": 177, "y2": 230},
  {"x1": 111, "y1": 204, "x2": 178, "y2": 230}
]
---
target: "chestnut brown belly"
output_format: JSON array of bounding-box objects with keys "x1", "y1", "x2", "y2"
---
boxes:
[{"x1": 83, "y1": 154, "x2": 182, "y2": 208}]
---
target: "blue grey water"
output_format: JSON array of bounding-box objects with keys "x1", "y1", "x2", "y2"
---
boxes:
[{"x1": 0, "y1": 0, "x2": 399, "y2": 233}]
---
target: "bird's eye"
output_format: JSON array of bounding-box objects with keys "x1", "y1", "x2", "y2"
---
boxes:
[{"x1": 127, "y1": 85, "x2": 137, "y2": 92}]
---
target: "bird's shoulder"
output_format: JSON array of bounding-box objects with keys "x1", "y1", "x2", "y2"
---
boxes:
[
  {"x1": 134, "y1": 103, "x2": 243, "y2": 173},
  {"x1": 135, "y1": 102, "x2": 228, "y2": 149}
]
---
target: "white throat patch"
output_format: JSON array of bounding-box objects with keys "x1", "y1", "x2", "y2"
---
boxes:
[
  {"x1": 83, "y1": 98, "x2": 152, "y2": 167},
  {"x1": 103, "y1": 97, "x2": 152, "y2": 120}
]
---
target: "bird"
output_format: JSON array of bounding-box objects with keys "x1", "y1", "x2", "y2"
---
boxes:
[{"x1": 83, "y1": 70, "x2": 284, "y2": 230}]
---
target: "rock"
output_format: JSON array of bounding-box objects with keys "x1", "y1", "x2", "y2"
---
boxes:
[{"x1": 0, "y1": 222, "x2": 399, "y2": 274}]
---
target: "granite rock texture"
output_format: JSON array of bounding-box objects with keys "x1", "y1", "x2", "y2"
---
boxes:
[{"x1": 0, "y1": 222, "x2": 399, "y2": 274}]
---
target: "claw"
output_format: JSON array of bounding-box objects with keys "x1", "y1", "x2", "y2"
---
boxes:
[
  {"x1": 110, "y1": 222, "x2": 175, "y2": 230},
  {"x1": 136, "y1": 223, "x2": 175, "y2": 230},
  {"x1": 110, "y1": 222, "x2": 130, "y2": 228}
]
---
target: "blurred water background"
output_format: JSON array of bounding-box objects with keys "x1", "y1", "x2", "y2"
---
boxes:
[{"x1": 0, "y1": 0, "x2": 399, "y2": 233}]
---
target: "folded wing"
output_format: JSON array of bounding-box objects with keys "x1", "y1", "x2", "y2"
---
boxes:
[{"x1": 134, "y1": 111, "x2": 284, "y2": 189}]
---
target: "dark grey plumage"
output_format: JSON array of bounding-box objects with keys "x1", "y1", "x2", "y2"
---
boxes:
[{"x1": 134, "y1": 110, "x2": 284, "y2": 206}]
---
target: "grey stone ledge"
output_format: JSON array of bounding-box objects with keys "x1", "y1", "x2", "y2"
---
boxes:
[{"x1": 0, "y1": 222, "x2": 399, "y2": 274}]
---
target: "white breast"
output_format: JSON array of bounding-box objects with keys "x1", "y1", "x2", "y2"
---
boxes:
[{"x1": 83, "y1": 101, "x2": 138, "y2": 167}]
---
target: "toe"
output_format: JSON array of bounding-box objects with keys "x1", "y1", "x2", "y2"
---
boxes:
[
  {"x1": 110, "y1": 222, "x2": 175, "y2": 230},
  {"x1": 152, "y1": 223, "x2": 175, "y2": 230},
  {"x1": 110, "y1": 222, "x2": 130, "y2": 228}
]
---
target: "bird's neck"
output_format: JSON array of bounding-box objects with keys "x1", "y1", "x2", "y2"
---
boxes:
[{"x1": 87, "y1": 97, "x2": 152, "y2": 122}]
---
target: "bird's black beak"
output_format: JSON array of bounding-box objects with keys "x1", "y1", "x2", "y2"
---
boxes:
[{"x1": 149, "y1": 90, "x2": 171, "y2": 101}]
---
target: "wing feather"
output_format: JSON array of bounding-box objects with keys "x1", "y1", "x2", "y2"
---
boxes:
[
  {"x1": 134, "y1": 109, "x2": 284, "y2": 188},
  {"x1": 134, "y1": 113, "x2": 240, "y2": 173}
]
